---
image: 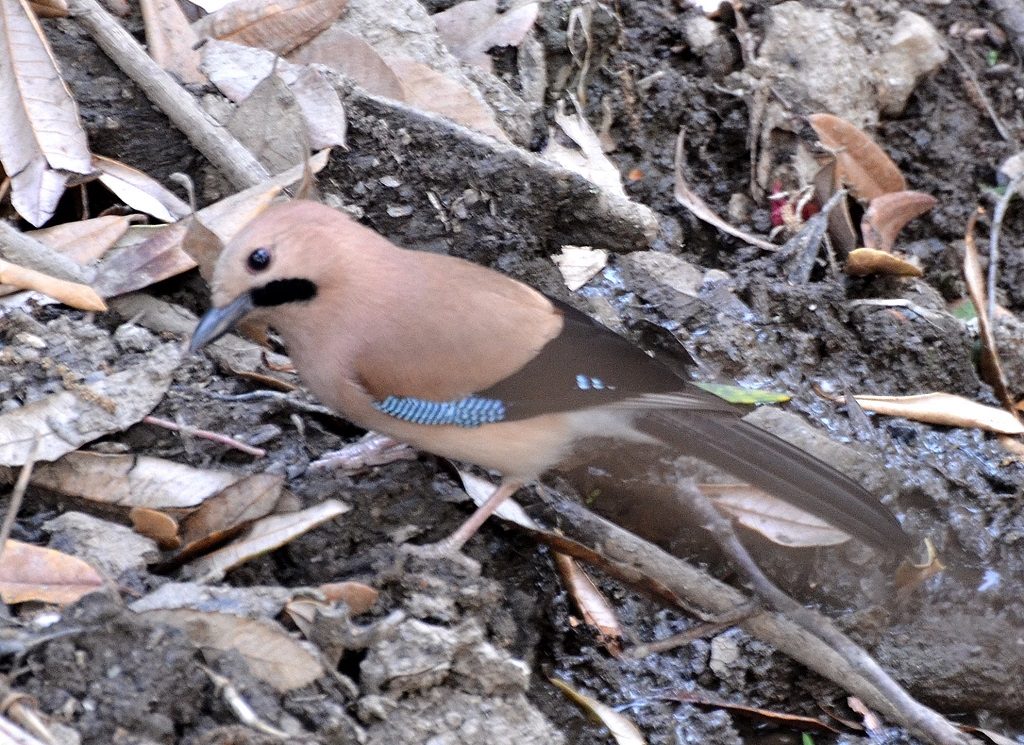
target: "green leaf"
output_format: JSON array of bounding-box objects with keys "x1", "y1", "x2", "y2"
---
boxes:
[
  {"x1": 802, "y1": 733, "x2": 815, "y2": 745},
  {"x1": 695, "y1": 382, "x2": 791, "y2": 405}
]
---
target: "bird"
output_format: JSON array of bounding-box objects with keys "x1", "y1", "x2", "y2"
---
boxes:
[{"x1": 188, "y1": 200, "x2": 914, "y2": 556}]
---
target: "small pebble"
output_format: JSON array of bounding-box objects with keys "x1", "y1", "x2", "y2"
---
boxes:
[
  {"x1": 387, "y1": 204, "x2": 414, "y2": 218},
  {"x1": 379, "y1": 175, "x2": 402, "y2": 188},
  {"x1": 114, "y1": 323, "x2": 156, "y2": 353}
]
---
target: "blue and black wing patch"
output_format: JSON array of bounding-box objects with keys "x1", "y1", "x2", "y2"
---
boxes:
[{"x1": 373, "y1": 394, "x2": 506, "y2": 427}]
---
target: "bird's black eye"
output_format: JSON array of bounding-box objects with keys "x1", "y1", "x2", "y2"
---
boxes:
[{"x1": 247, "y1": 247, "x2": 271, "y2": 272}]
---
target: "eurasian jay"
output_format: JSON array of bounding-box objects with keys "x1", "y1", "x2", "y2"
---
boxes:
[{"x1": 189, "y1": 200, "x2": 913, "y2": 555}]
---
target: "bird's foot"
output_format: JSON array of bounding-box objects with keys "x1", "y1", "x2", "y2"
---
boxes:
[{"x1": 309, "y1": 433, "x2": 417, "y2": 474}]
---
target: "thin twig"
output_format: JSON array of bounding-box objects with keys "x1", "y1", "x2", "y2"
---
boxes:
[
  {"x1": 946, "y1": 44, "x2": 1013, "y2": 142},
  {"x1": 0, "y1": 438, "x2": 41, "y2": 560},
  {"x1": 987, "y1": 171, "x2": 1024, "y2": 324},
  {"x1": 143, "y1": 415, "x2": 266, "y2": 457},
  {"x1": 625, "y1": 603, "x2": 759, "y2": 658},
  {"x1": 66, "y1": 0, "x2": 269, "y2": 189}
]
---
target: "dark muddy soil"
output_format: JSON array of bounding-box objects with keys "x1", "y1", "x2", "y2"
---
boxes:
[{"x1": 3, "y1": 0, "x2": 1024, "y2": 743}]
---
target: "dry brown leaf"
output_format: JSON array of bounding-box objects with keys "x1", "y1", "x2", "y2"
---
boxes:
[
  {"x1": 287, "y1": 27, "x2": 406, "y2": 101},
  {"x1": 176, "y1": 473, "x2": 284, "y2": 560},
  {"x1": 964, "y1": 208, "x2": 1014, "y2": 410},
  {"x1": 0, "y1": 343, "x2": 180, "y2": 467},
  {"x1": 93, "y1": 155, "x2": 190, "y2": 222},
  {"x1": 704, "y1": 484, "x2": 850, "y2": 547},
  {"x1": 553, "y1": 553, "x2": 623, "y2": 655},
  {"x1": 0, "y1": 0, "x2": 93, "y2": 225},
  {"x1": 319, "y1": 581, "x2": 379, "y2": 614},
  {"x1": 0, "y1": 257, "x2": 106, "y2": 310},
  {"x1": 812, "y1": 160, "x2": 858, "y2": 256},
  {"x1": 384, "y1": 57, "x2": 510, "y2": 142},
  {"x1": 192, "y1": 0, "x2": 348, "y2": 55},
  {"x1": 662, "y1": 690, "x2": 843, "y2": 733},
  {"x1": 847, "y1": 392, "x2": 1024, "y2": 435},
  {"x1": 27, "y1": 0, "x2": 67, "y2": 17},
  {"x1": 179, "y1": 212, "x2": 224, "y2": 282},
  {"x1": 861, "y1": 191, "x2": 936, "y2": 251},
  {"x1": 30, "y1": 451, "x2": 243, "y2": 509},
  {"x1": 28, "y1": 215, "x2": 131, "y2": 264},
  {"x1": 551, "y1": 245, "x2": 607, "y2": 291},
  {"x1": 551, "y1": 678, "x2": 646, "y2": 745},
  {"x1": 140, "y1": 0, "x2": 205, "y2": 84},
  {"x1": 808, "y1": 113, "x2": 906, "y2": 202},
  {"x1": 91, "y1": 223, "x2": 194, "y2": 298},
  {"x1": 432, "y1": 0, "x2": 539, "y2": 72},
  {"x1": 0, "y1": 539, "x2": 104, "y2": 605},
  {"x1": 227, "y1": 73, "x2": 307, "y2": 175},
  {"x1": 130, "y1": 506, "x2": 182, "y2": 550},
  {"x1": 845, "y1": 247, "x2": 923, "y2": 278},
  {"x1": 189, "y1": 500, "x2": 350, "y2": 580},
  {"x1": 140, "y1": 608, "x2": 324, "y2": 690},
  {"x1": 674, "y1": 130, "x2": 777, "y2": 252}
]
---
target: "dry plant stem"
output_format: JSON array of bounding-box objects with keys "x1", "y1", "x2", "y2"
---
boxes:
[
  {"x1": 541, "y1": 499, "x2": 970, "y2": 745},
  {"x1": 626, "y1": 603, "x2": 759, "y2": 659},
  {"x1": 987, "y1": 172, "x2": 1024, "y2": 324},
  {"x1": 0, "y1": 220, "x2": 92, "y2": 284},
  {"x1": 66, "y1": 0, "x2": 269, "y2": 190},
  {"x1": 143, "y1": 415, "x2": 266, "y2": 457},
  {"x1": 0, "y1": 439, "x2": 40, "y2": 560},
  {"x1": 946, "y1": 44, "x2": 1012, "y2": 142}
]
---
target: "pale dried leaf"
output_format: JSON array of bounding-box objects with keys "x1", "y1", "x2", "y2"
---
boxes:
[
  {"x1": 964, "y1": 211, "x2": 1013, "y2": 410},
  {"x1": 385, "y1": 56, "x2": 510, "y2": 142},
  {"x1": 673, "y1": 130, "x2": 777, "y2": 252},
  {"x1": 705, "y1": 483, "x2": 851, "y2": 547},
  {"x1": 813, "y1": 159, "x2": 857, "y2": 255},
  {"x1": 192, "y1": 0, "x2": 348, "y2": 55},
  {"x1": 140, "y1": 0, "x2": 205, "y2": 84},
  {"x1": 190, "y1": 500, "x2": 350, "y2": 580},
  {"x1": 0, "y1": 539, "x2": 104, "y2": 605},
  {"x1": 130, "y1": 507, "x2": 182, "y2": 549},
  {"x1": 28, "y1": 215, "x2": 131, "y2": 264},
  {"x1": 551, "y1": 245, "x2": 607, "y2": 291},
  {"x1": 553, "y1": 552, "x2": 622, "y2": 653},
  {"x1": 228, "y1": 73, "x2": 307, "y2": 174},
  {"x1": 432, "y1": 0, "x2": 539, "y2": 72},
  {"x1": 551, "y1": 678, "x2": 646, "y2": 745},
  {"x1": 0, "y1": 257, "x2": 106, "y2": 310},
  {"x1": 287, "y1": 27, "x2": 406, "y2": 101},
  {"x1": 458, "y1": 470, "x2": 534, "y2": 527},
  {"x1": 849, "y1": 392, "x2": 1024, "y2": 435},
  {"x1": 140, "y1": 608, "x2": 324, "y2": 690},
  {"x1": 0, "y1": 712, "x2": 52, "y2": 745},
  {"x1": 845, "y1": 247, "x2": 923, "y2": 277},
  {"x1": 809, "y1": 113, "x2": 906, "y2": 202},
  {"x1": 0, "y1": 343, "x2": 180, "y2": 466},
  {"x1": 861, "y1": 191, "x2": 936, "y2": 251},
  {"x1": 284, "y1": 65, "x2": 346, "y2": 150},
  {"x1": 93, "y1": 155, "x2": 191, "y2": 222},
  {"x1": 0, "y1": 0, "x2": 92, "y2": 225},
  {"x1": 544, "y1": 101, "x2": 624, "y2": 197},
  {"x1": 180, "y1": 212, "x2": 224, "y2": 282},
  {"x1": 31, "y1": 451, "x2": 243, "y2": 508}
]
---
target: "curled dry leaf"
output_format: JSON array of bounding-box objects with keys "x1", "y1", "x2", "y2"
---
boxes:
[
  {"x1": 861, "y1": 191, "x2": 937, "y2": 251},
  {"x1": 544, "y1": 100, "x2": 624, "y2": 198},
  {"x1": 551, "y1": 245, "x2": 607, "y2": 291},
  {"x1": 319, "y1": 581, "x2": 380, "y2": 614},
  {"x1": 964, "y1": 208, "x2": 1013, "y2": 410},
  {"x1": 704, "y1": 483, "x2": 850, "y2": 547},
  {"x1": 0, "y1": 539, "x2": 104, "y2": 605},
  {"x1": 176, "y1": 473, "x2": 285, "y2": 560},
  {"x1": 846, "y1": 392, "x2": 1024, "y2": 435},
  {"x1": 812, "y1": 159, "x2": 858, "y2": 256},
  {"x1": 28, "y1": 214, "x2": 131, "y2": 265},
  {"x1": 140, "y1": 0, "x2": 205, "y2": 84},
  {"x1": 845, "y1": 247, "x2": 923, "y2": 277},
  {"x1": 288, "y1": 27, "x2": 406, "y2": 100},
  {"x1": 0, "y1": 0, "x2": 92, "y2": 226},
  {"x1": 189, "y1": 500, "x2": 350, "y2": 581},
  {"x1": 192, "y1": 0, "x2": 348, "y2": 55},
  {"x1": 673, "y1": 130, "x2": 777, "y2": 252},
  {"x1": 140, "y1": 608, "x2": 323, "y2": 690},
  {"x1": 93, "y1": 155, "x2": 191, "y2": 222},
  {"x1": 553, "y1": 552, "x2": 623, "y2": 656},
  {"x1": 130, "y1": 507, "x2": 181, "y2": 550},
  {"x1": 808, "y1": 113, "x2": 906, "y2": 202},
  {"x1": 0, "y1": 257, "x2": 106, "y2": 310},
  {"x1": 551, "y1": 678, "x2": 647, "y2": 745},
  {"x1": 432, "y1": 0, "x2": 539, "y2": 73}
]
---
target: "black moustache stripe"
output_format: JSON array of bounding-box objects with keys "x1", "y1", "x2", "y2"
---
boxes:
[{"x1": 250, "y1": 278, "x2": 318, "y2": 307}]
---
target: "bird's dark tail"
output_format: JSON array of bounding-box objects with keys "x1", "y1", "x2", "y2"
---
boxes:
[{"x1": 635, "y1": 410, "x2": 914, "y2": 553}]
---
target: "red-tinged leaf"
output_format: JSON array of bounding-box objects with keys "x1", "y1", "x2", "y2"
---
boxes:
[
  {"x1": 861, "y1": 191, "x2": 936, "y2": 251},
  {"x1": 192, "y1": 0, "x2": 348, "y2": 55},
  {"x1": 28, "y1": 215, "x2": 131, "y2": 265},
  {"x1": 0, "y1": 258, "x2": 106, "y2": 310},
  {"x1": 130, "y1": 507, "x2": 182, "y2": 550},
  {"x1": 0, "y1": 539, "x2": 104, "y2": 605},
  {"x1": 809, "y1": 113, "x2": 906, "y2": 202},
  {"x1": 845, "y1": 247, "x2": 923, "y2": 277}
]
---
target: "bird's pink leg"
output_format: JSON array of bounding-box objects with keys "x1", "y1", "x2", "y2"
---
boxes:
[{"x1": 407, "y1": 479, "x2": 525, "y2": 558}]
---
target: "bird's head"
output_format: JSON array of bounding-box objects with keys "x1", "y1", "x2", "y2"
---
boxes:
[{"x1": 189, "y1": 200, "x2": 338, "y2": 353}]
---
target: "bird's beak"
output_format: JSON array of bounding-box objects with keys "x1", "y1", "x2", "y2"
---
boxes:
[{"x1": 189, "y1": 293, "x2": 254, "y2": 353}]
